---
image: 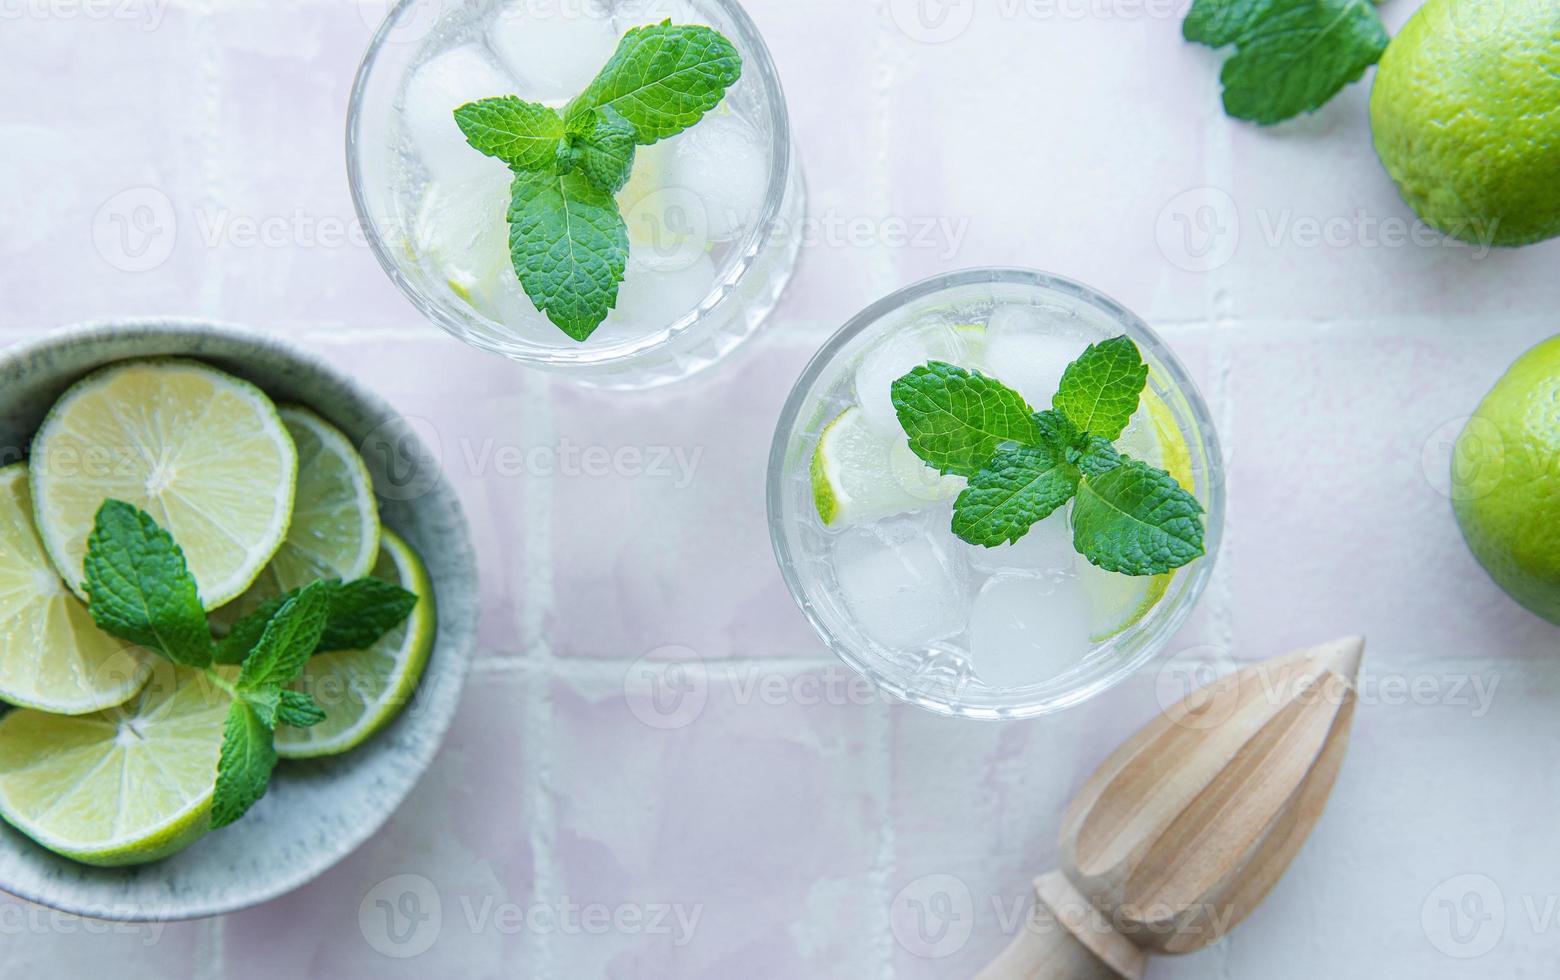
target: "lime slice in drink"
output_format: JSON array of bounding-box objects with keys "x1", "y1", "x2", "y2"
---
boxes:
[
  {"x1": 1081, "y1": 382, "x2": 1195, "y2": 640},
  {"x1": 214, "y1": 405, "x2": 379, "y2": 628},
  {"x1": 811, "y1": 407, "x2": 963, "y2": 527},
  {"x1": 275, "y1": 530, "x2": 435, "y2": 759},
  {"x1": 30, "y1": 359, "x2": 297, "y2": 610},
  {"x1": 1079, "y1": 562, "x2": 1172, "y2": 642},
  {"x1": 0, "y1": 464, "x2": 152, "y2": 714},
  {"x1": 0, "y1": 664, "x2": 228, "y2": 866}
]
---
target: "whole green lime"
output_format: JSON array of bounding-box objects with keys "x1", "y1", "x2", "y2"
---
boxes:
[
  {"x1": 1452, "y1": 336, "x2": 1560, "y2": 623},
  {"x1": 1369, "y1": 0, "x2": 1560, "y2": 247}
]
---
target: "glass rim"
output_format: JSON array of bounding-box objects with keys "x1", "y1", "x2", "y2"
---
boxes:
[
  {"x1": 766, "y1": 267, "x2": 1227, "y2": 720},
  {"x1": 345, "y1": 0, "x2": 796, "y2": 367}
]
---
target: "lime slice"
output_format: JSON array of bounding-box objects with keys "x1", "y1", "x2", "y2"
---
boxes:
[
  {"x1": 30, "y1": 359, "x2": 297, "y2": 610},
  {"x1": 1081, "y1": 381, "x2": 1194, "y2": 640},
  {"x1": 811, "y1": 407, "x2": 963, "y2": 527},
  {"x1": 214, "y1": 406, "x2": 379, "y2": 628},
  {"x1": 0, "y1": 464, "x2": 152, "y2": 714},
  {"x1": 0, "y1": 664, "x2": 228, "y2": 866},
  {"x1": 275, "y1": 530, "x2": 435, "y2": 759},
  {"x1": 1079, "y1": 562, "x2": 1172, "y2": 642}
]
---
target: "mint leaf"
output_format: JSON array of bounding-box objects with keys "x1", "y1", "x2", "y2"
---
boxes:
[
  {"x1": 1053, "y1": 336, "x2": 1148, "y2": 442},
  {"x1": 1079, "y1": 437, "x2": 1125, "y2": 477},
  {"x1": 276, "y1": 690, "x2": 326, "y2": 729},
  {"x1": 952, "y1": 446, "x2": 1081, "y2": 547},
  {"x1": 1183, "y1": 0, "x2": 1388, "y2": 125},
  {"x1": 565, "y1": 108, "x2": 638, "y2": 193},
  {"x1": 318, "y1": 578, "x2": 418, "y2": 651},
  {"x1": 213, "y1": 578, "x2": 418, "y2": 664},
  {"x1": 508, "y1": 170, "x2": 630, "y2": 341},
  {"x1": 453, "y1": 96, "x2": 565, "y2": 172},
  {"x1": 1072, "y1": 459, "x2": 1206, "y2": 575},
  {"x1": 568, "y1": 22, "x2": 742, "y2": 144},
  {"x1": 237, "y1": 581, "x2": 332, "y2": 693},
  {"x1": 211, "y1": 699, "x2": 277, "y2": 829},
  {"x1": 82, "y1": 500, "x2": 211, "y2": 668},
  {"x1": 892, "y1": 362, "x2": 1040, "y2": 478}
]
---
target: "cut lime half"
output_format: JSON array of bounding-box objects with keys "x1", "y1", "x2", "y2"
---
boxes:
[
  {"x1": 30, "y1": 359, "x2": 297, "y2": 610},
  {"x1": 0, "y1": 464, "x2": 152, "y2": 714},
  {"x1": 214, "y1": 405, "x2": 379, "y2": 628},
  {"x1": 0, "y1": 664, "x2": 229, "y2": 867},
  {"x1": 275, "y1": 529, "x2": 436, "y2": 759}
]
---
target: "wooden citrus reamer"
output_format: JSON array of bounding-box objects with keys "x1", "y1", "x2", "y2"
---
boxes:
[{"x1": 975, "y1": 636, "x2": 1365, "y2": 979}]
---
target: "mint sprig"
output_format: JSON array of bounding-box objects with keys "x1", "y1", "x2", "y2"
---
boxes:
[
  {"x1": 453, "y1": 21, "x2": 743, "y2": 341},
  {"x1": 1183, "y1": 0, "x2": 1389, "y2": 125},
  {"x1": 892, "y1": 338, "x2": 1206, "y2": 576},
  {"x1": 82, "y1": 501, "x2": 418, "y2": 830}
]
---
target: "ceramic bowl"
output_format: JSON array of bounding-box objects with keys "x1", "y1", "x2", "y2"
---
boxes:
[{"x1": 0, "y1": 319, "x2": 478, "y2": 921}]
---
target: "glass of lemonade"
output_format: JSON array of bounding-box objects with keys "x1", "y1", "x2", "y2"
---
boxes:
[
  {"x1": 768, "y1": 269, "x2": 1225, "y2": 719},
  {"x1": 348, "y1": 0, "x2": 805, "y2": 389}
]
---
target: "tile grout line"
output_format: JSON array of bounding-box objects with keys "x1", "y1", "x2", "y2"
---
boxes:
[
  {"x1": 515, "y1": 370, "x2": 559, "y2": 980},
  {"x1": 871, "y1": 4, "x2": 901, "y2": 977},
  {"x1": 188, "y1": 1, "x2": 227, "y2": 974},
  {"x1": 191, "y1": 0, "x2": 225, "y2": 319}
]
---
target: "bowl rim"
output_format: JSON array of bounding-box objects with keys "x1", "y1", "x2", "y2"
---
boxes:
[{"x1": 0, "y1": 317, "x2": 479, "y2": 921}]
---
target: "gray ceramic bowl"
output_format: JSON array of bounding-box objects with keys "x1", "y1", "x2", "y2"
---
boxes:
[{"x1": 0, "y1": 319, "x2": 478, "y2": 921}]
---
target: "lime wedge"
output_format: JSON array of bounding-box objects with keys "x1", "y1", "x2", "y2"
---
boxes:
[
  {"x1": 30, "y1": 359, "x2": 297, "y2": 610},
  {"x1": 0, "y1": 465, "x2": 152, "y2": 714},
  {"x1": 275, "y1": 529, "x2": 435, "y2": 759},
  {"x1": 0, "y1": 664, "x2": 228, "y2": 866},
  {"x1": 811, "y1": 407, "x2": 963, "y2": 527},
  {"x1": 214, "y1": 406, "x2": 379, "y2": 628}
]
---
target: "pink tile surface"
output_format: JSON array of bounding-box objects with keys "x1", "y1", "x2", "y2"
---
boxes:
[
  {"x1": 544, "y1": 333, "x2": 824, "y2": 660},
  {"x1": 4, "y1": 0, "x2": 1560, "y2": 977}
]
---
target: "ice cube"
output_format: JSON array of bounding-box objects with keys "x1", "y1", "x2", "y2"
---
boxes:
[
  {"x1": 614, "y1": 0, "x2": 701, "y2": 32},
  {"x1": 832, "y1": 517, "x2": 969, "y2": 651},
  {"x1": 663, "y1": 113, "x2": 768, "y2": 242},
  {"x1": 482, "y1": 274, "x2": 558, "y2": 340},
  {"x1": 1114, "y1": 403, "x2": 1164, "y2": 469},
  {"x1": 487, "y1": 0, "x2": 620, "y2": 104},
  {"x1": 968, "y1": 572, "x2": 1093, "y2": 690},
  {"x1": 981, "y1": 304, "x2": 1094, "y2": 410},
  {"x1": 854, "y1": 321, "x2": 980, "y2": 436},
  {"x1": 403, "y1": 45, "x2": 517, "y2": 183},
  {"x1": 412, "y1": 168, "x2": 514, "y2": 306},
  {"x1": 967, "y1": 508, "x2": 1077, "y2": 575},
  {"x1": 595, "y1": 249, "x2": 717, "y2": 341}
]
